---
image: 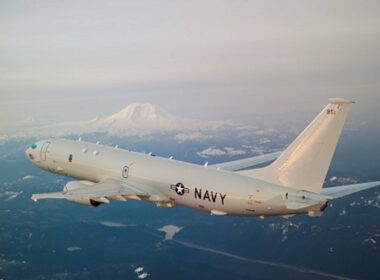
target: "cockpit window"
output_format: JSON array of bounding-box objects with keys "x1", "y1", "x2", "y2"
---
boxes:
[{"x1": 31, "y1": 144, "x2": 37, "y2": 150}]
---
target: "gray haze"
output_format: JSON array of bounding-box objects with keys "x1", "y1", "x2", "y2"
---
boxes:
[{"x1": 1, "y1": 0, "x2": 379, "y2": 132}]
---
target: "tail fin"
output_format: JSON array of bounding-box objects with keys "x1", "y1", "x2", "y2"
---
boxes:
[{"x1": 240, "y1": 98, "x2": 354, "y2": 193}]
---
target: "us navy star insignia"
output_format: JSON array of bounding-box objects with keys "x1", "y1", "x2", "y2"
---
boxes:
[{"x1": 170, "y1": 182, "x2": 189, "y2": 196}]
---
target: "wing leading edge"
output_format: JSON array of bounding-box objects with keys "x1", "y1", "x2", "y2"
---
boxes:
[
  {"x1": 210, "y1": 151, "x2": 281, "y2": 172},
  {"x1": 31, "y1": 177, "x2": 159, "y2": 203}
]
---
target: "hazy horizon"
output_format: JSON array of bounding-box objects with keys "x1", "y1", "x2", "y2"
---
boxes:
[{"x1": 1, "y1": 0, "x2": 379, "y2": 132}]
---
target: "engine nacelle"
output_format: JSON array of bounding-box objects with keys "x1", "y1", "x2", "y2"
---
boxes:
[
  {"x1": 64, "y1": 181, "x2": 102, "y2": 207},
  {"x1": 68, "y1": 198, "x2": 102, "y2": 207}
]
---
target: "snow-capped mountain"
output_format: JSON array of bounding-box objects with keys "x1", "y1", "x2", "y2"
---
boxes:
[
  {"x1": 93, "y1": 103, "x2": 220, "y2": 132},
  {"x1": 6, "y1": 103, "x2": 243, "y2": 139}
]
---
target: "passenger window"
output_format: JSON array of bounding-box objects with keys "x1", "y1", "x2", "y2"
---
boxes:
[
  {"x1": 122, "y1": 166, "x2": 129, "y2": 178},
  {"x1": 68, "y1": 154, "x2": 73, "y2": 163}
]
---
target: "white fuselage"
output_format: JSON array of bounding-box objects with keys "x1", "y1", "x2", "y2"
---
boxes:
[{"x1": 26, "y1": 139, "x2": 317, "y2": 216}]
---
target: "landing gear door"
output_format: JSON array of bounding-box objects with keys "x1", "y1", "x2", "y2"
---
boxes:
[{"x1": 40, "y1": 141, "x2": 50, "y2": 161}]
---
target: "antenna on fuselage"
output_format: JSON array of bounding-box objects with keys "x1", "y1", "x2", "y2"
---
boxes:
[
  {"x1": 204, "y1": 161, "x2": 208, "y2": 167},
  {"x1": 114, "y1": 145, "x2": 119, "y2": 149},
  {"x1": 96, "y1": 141, "x2": 100, "y2": 145},
  {"x1": 78, "y1": 137, "x2": 82, "y2": 142}
]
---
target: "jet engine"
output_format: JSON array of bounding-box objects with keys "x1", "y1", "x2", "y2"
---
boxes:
[{"x1": 63, "y1": 181, "x2": 102, "y2": 207}]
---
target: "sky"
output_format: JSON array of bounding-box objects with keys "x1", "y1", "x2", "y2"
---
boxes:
[{"x1": 1, "y1": 0, "x2": 380, "y2": 132}]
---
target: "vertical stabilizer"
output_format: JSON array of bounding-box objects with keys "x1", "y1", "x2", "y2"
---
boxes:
[{"x1": 240, "y1": 98, "x2": 354, "y2": 193}]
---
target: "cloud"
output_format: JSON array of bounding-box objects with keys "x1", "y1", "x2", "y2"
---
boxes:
[
  {"x1": 329, "y1": 176, "x2": 337, "y2": 182},
  {"x1": 33, "y1": 271, "x2": 90, "y2": 279},
  {"x1": 175, "y1": 132, "x2": 212, "y2": 143},
  {"x1": 339, "y1": 208, "x2": 346, "y2": 216},
  {"x1": 0, "y1": 191, "x2": 23, "y2": 201},
  {"x1": 138, "y1": 272, "x2": 149, "y2": 279},
  {"x1": 241, "y1": 145, "x2": 268, "y2": 155},
  {"x1": 224, "y1": 147, "x2": 246, "y2": 157},
  {"x1": 134, "y1": 266, "x2": 149, "y2": 279},
  {"x1": 158, "y1": 225, "x2": 183, "y2": 241},
  {"x1": 0, "y1": 258, "x2": 28, "y2": 270},
  {"x1": 197, "y1": 147, "x2": 226, "y2": 158},
  {"x1": 197, "y1": 146, "x2": 247, "y2": 158},
  {"x1": 254, "y1": 128, "x2": 278, "y2": 136},
  {"x1": 66, "y1": 246, "x2": 82, "y2": 252},
  {"x1": 22, "y1": 175, "x2": 34, "y2": 180},
  {"x1": 364, "y1": 238, "x2": 377, "y2": 245},
  {"x1": 259, "y1": 138, "x2": 271, "y2": 144},
  {"x1": 363, "y1": 235, "x2": 378, "y2": 250},
  {"x1": 100, "y1": 221, "x2": 129, "y2": 228},
  {"x1": 134, "y1": 267, "x2": 144, "y2": 273},
  {"x1": 328, "y1": 177, "x2": 359, "y2": 185}
]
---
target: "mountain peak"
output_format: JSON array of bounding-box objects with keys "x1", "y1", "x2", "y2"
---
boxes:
[
  {"x1": 9, "y1": 102, "x2": 242, "y2": 139},
  {"x1": 106, "y1": 103, "x2": 171, "y2": 123},
  {"x1": 90, "y1": 102, "x2": 240, "y2": 134}
]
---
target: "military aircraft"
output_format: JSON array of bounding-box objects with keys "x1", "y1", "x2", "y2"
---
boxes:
[{"x1": 26, "y1": 98, "x2": 379, "y2": 218}]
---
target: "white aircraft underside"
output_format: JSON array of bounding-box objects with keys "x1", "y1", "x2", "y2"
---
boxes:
[{"x1": 26, "y1": 98, "x2": 380, "y2": 218}]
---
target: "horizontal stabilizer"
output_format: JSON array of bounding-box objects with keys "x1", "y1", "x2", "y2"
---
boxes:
[
  {"x1": 210, "y1": 151, "x2": 281, "y2": 171},
  {"x1": 320, "y1": 181, "x2": 380, "y2": 199}
]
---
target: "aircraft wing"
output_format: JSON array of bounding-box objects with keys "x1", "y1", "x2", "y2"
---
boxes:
[
  {"x1": 210, "y1": 151, "x2": 281, "y2": 171},
  {"x1": 320, "y1": 181, "x2": 380, "y2": 199},
  {"x1": 31, "y1": 177, "x2": 155, "y2": 203}
]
